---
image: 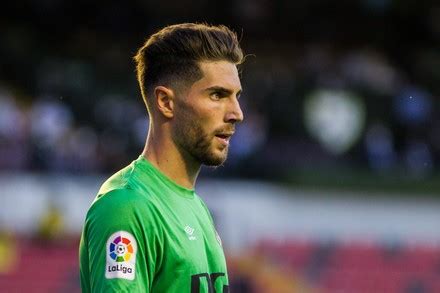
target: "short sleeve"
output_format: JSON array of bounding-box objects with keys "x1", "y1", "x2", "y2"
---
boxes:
[{"x1": 79, "y1": 189, "x2": 162, "y2": 293}]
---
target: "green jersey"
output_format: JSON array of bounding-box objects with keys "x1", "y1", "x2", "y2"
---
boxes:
[{"x1": 79, "y1": 155, "x2": 228, "y2": 292}]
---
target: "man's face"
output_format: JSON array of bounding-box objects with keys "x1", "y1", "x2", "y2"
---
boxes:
[{"x1": 172, "y1": 60, "x2": 243, "y2": 166}]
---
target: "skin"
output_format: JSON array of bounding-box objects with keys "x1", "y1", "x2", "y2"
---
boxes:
[{"x1": 142, "y1": 60, "x2": 244, "y2": 189}]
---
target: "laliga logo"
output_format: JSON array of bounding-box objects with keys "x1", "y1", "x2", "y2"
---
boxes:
[
  {"x1": 107, "y1": 235, "x2": 134, "y2": 274},
  {"x1": 106, "y1": 231, "x2": 137, "y2": 280},
  {"x1": 109, "y1": 235, "x2": 134, "y2": 262}
]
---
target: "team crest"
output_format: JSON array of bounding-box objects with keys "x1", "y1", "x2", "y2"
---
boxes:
[{"x1": 105, "y1": 231, "x2": 137, "y2": 280}]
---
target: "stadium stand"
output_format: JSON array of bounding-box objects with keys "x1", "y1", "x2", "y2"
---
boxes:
[{"x1": 0, "y1": 238, "x2": 79, "y2": 293}]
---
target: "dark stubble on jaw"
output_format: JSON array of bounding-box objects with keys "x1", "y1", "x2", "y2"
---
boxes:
[{"x1": 174, "y1": 118, "x2": 228, "y2": 167}]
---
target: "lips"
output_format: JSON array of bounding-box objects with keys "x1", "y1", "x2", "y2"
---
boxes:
[{"x1": 214, "y1": 132, "x2": 234, "y2": 146}]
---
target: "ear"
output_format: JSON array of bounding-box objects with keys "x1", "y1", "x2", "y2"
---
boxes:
[{"x1": 154, "y1": 86, "x2": 174, "y2": 118}]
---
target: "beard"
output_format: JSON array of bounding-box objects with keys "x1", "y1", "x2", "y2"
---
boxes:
[{"x1": 173, "y1": 117, "x2": 229, "y2": 167}]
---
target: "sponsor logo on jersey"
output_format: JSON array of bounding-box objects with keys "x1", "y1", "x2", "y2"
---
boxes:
[
  {"x1": 105, "y1": 231, "x2": 137, "y2": 280},
  {"x1": 191, "y1": 272, "x2": 228, "y2": 293},
  {"x1": 184, "y1": 225, "x2": 196, "y2": 240}
]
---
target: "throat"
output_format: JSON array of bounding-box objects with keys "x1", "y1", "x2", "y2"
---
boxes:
[{"x1": 142, "y1": 145, "x2": 200, "y2": 190}]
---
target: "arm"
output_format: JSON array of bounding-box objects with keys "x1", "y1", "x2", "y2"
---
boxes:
[{"x1": 80, "y1": 189, "x2": 161, "y2": 292}]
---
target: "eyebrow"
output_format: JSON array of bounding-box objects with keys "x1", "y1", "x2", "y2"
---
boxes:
[{"x1": 205, "y1": 86, "x2": 242, "y2": 97}]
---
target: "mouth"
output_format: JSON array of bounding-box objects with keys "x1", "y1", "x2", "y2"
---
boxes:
[{"x1": 214, "y1": 132, "x2": 234, "y2": 146}]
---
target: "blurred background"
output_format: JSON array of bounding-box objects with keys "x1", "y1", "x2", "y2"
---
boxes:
[{"x1": 1, "y1": 0, "x2": 440, "y2": 292}]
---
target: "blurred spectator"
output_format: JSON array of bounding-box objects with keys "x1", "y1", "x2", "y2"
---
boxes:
[
  {"x1": 340, "y1": 49, "x2": 399, "y2": 95},
  {"x1": 29, "y1": 96, "x2": 74, "y2": 170},
  {"x1": 0, "y1": 229, "x2": 18, "y2": 274},
  {"x1": 35, "y1": 204, "x2": 64, "y2": 244},
  {"x1": 393, "y1": 87, "x2": 432, "y2": 126},
  {"x1": 364, "y1": 123, "x2": 396, "y2": 172},
  {"x1": 0, "y1": 89, "x2": 28, "y2": 170},
  {"x1": 404, "y1": 140, "x2": 434, "y2": 178}
]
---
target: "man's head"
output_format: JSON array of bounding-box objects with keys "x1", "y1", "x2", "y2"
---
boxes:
[
  {"x1": 134, "y1": 23, "x2": 244, "y2": 166},
  {"x1": 134, "y1": 23, "x2": 244, "y2": 111}
]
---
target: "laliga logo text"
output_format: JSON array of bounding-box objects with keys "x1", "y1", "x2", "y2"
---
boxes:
[{"x1": 107, "y1": 263, "x2": 133, "y2": 274}]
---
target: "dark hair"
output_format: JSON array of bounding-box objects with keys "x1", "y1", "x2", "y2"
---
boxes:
[{"x1": 134, "y1": 23, "x2": 244, "y2": 112}]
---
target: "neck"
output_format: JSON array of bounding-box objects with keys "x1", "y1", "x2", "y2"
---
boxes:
[{"x1": 141, "y1": 127, "x2": 201, "y2": 190}]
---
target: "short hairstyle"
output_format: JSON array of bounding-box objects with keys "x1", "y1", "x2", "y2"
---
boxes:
[{"x1": 134, "y1": 23, "x2": 244, "y2": 113}]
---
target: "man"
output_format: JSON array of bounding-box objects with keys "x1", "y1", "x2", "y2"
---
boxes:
[{"x1": 79, "y1": 23, "x2": 244, "y2": 292}]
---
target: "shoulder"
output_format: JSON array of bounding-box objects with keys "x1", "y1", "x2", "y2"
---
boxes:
[
  {"x1": 194, "y1": 194, "x2": 210, "y2": 213},
  {"x1": 194, "y1": 194, "x2": 216, "y2": 225},
  {"x1": 91, "y1": 188, "x2": 147, "y2": 212},
  {"x1": 92, "y1": 160, "x2": 157, "y2": 209},
  {"x1": 87, "y1": 188, "x2": 157, "y2": 225},
  {"x1": 85, "y1": 169, "x2": 161, "y2": 234},
  {"x1": 94, "y1": 158, "x2": 159, "y2": 202},
  {"x1": 97, "y1": 163, "x2": 137, "y2": 195},
  {"x1": 84, "y1": 188, "x2": 161, "y2": 247},
  {"x1": 84, "y1": 160, "x2": 163, "y2": 237}
]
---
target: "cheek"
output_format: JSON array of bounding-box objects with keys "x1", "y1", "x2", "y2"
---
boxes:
[
  {"x1": 196, "y1": 104, "x2": 223, "y2": 126},
  {"x1": 175, "y1": 108, "x2": 207, "y2": 140},
  {"x1": 176, "y1": 99, "x2": 221, "y2": 132}
]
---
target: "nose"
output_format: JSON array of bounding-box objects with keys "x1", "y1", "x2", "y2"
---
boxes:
[{"x1": 225, "y1": 97, "x2": 244, "y2": 124}]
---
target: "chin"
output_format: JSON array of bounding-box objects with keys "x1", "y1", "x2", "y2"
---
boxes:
[
  {"x1": 203, "y1": 158, "x2": 226, "y2": 167},
  {"x1": 200, "y1": 150, "x2": 228, "y2": 167}
]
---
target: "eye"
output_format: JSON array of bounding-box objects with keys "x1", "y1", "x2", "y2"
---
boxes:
[{"x1": 210, "y1": 92, "x2": 221, "y2": 101}]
